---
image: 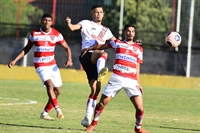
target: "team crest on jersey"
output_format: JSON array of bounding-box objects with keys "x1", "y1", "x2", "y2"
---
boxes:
[
  {"x1": 44, "y1": 41, "x2": 49, "y2": 46},
  {"x1": 50, "y1": 36, "x2": 55, "y2": 41},
  {"x1": 133, "y1": 46, "x2": 140, "y2": 53}
]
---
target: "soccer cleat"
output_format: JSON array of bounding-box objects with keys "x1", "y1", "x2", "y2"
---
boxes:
[
  {"x1": 81, "y1": 116, "x2": 91, "y2": 127},
  {"x1": 134, "y1": 127, "x2": 149, "y2": 133},
  {"x1": 97, "y1": 67, "x2": 108, "y2": 82},
  {"x1": 86, "y1": 123, "x2": 97, "y2": 132},
  {"x1": 40, "y1": 113, "x2": 54, "y2": 121},
  {"x1": 57, "y1": 111, "x2": 64, "y2": 119}
]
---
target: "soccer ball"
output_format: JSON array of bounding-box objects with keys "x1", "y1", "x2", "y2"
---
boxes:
[{"x1": 165, "y1": 31, "x2": 182, "y2": 47}]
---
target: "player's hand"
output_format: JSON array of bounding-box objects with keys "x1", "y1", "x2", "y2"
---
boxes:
[
  {"x1": 66, "y1": 17, "x2": 71, "y2": 25},
  {"x1": 135, "y1": 40, "x2": 142, "y2": 45},
  {"x1": 8, "y1": 61, "x2": 16, "y2": 68},
  {"x1": 81, "y1": 48, "x2": 89, "y2": 57},
  {"x1": 64, "y1": 60, "x2": 73, "y2": 67}
]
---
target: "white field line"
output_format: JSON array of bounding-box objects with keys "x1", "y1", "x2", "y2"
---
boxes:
[{"x1": 0, "y1": 97, "x2": 37, "y2": 106}]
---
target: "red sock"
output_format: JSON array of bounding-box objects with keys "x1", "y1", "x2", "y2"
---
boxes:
[
  {"x1": 51, "y1": 98, "x2": 59, "y2": 109},
  {"x1": 135, "y1": 111, "x2": 144, "y2": 126},
  {"x1": 100, "y1": 55, "x2": 107, "y2": 60},
  {"x1": 44, "y1": 102, "x2": 53, "y2": 113},
  {"x1": 89, "y1": 94, "x2": 98, "y2": 100},
  {"x1": 93, "y1": 105, "x2": 104, "y2": 122}
]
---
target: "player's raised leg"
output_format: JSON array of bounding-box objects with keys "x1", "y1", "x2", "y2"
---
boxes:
[{"x1": 94, "y1": 52, "x2": 109, "y2": 82}]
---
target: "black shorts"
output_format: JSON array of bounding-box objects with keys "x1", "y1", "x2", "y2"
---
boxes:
[{"x1": 79, "y1": 52, "x2": 98, "y2": 83}]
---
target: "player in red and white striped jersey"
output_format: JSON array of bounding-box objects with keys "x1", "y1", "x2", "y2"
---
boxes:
[
  {"x1": 8, "y1": 14, "x2": 73, "y2": 120},
  {"x1": 66, "y1": 5, "x2": 115, "y2": 127},
  {"x1": 81, "y1": 24, "x2": 149, "y2": 133}
]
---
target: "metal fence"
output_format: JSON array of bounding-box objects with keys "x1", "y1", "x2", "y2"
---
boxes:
[{"x1": 0, "y1": 0, "x2": 200, "y2": 77}]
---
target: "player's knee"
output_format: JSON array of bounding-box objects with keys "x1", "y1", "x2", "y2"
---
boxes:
[
  {"x1": 56, "y1": 89, "x2": 61, "y2": 96},
  {"x1": 98, "y1": 102, "x2": 106, "y2": 108},
  {"x1": 101, "y1": 52, "x2": 108, "y2": 58},
  {"x1": 136, "y1": 107, "x2": 144, "y2": 113},
  {"x1": 89, "y1": 83, "x2": 95, "y2": 90}
]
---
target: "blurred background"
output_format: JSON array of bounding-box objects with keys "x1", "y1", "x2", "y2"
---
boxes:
[{"x1": 0, "y1": 0, "x2": 200, "y2": 77}]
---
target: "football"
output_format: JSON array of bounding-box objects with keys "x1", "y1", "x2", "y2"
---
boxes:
[{"x1": 165, "y1": 31, "x2": 182, "y2": 47}]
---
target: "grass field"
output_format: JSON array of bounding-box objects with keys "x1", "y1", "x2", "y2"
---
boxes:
[{"x1": 0, "y1": 79, "x2": 199, "y2": 133}]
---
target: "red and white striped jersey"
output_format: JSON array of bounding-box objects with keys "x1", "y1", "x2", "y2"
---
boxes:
[
  {"x1": 108, "y1": 40, "x2": 143, "y2": 80},
  {"x1": 28, "y1": 28, "x2": 65, "y2": 68}
]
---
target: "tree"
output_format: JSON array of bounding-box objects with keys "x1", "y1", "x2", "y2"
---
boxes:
[
  {"x1": 103, "y1": 0, "x2": 172, "y2": 44},
  {"x1": 0, "y1": 0, "x2": 43, "y2": 37}
]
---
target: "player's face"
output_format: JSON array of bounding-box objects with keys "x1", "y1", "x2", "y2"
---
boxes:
[
  {"x1": 124, "y1": 27, "x2": 135, "y2": 41},
  {"x1": 91, "y1": 7, "x2": 104, "y2": 23},
  {"x1": 41, "y1": 17, "x2": 52, "y2": 30}
]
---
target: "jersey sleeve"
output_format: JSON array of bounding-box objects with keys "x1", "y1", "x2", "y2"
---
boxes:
[
  {"x1": 57, "y1": 33, "x2": 65, "y2": 44},
  {"x1": 78, "y1": 20, "x2": 88, "y2": 31},
  {"x1": 105, "y1": 28, "x2": 114, "y2": 40},
  {"x1": 28, "y1": 31, "x2": 35, "y2": 45},
  {"x1": 108, "y1": 40, "x2": 118, "y2": 48}
]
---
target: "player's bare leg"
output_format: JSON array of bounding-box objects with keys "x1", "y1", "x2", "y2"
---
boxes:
[
  {"x1": 53, "y1": 87, "x2": 64, "y2": 118},
  {"x1": 40, "y1": 79, "x2": 64, "y2": 120},
  {"x1": 130, "y1": 96, "x2": 149, "y2": 133},
  {"x1": 40, "y1": 87, "x2": 61, "y2": 120}
]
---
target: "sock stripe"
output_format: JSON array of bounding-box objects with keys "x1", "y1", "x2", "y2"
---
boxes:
[{"x1": 100, "y1": 55, "x2": 107, "y2": 60}]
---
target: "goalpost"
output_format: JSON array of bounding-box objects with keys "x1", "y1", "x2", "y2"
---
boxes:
[
  {"x1": 186, "y1": 0, "x2": 195, "y2": 78},
  {"x1": 22, "y1": 37, "x2": 28, "y2": 67}
]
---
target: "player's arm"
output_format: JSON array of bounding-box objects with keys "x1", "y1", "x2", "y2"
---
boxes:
[
  {"x1": 60, "y1": 41, "x2": 73, "y2": 67},
  {"x1": 81, "y1": 43, "x2": 110, "y2": 57},
  {"x1": 109, "y1": 36, "x2": 116, "y2": 41},
  {"x1": 66, "y1": 17, "x2": 81, "y2": 31},
  {"x1": 8, "y1": 44, "x2": 33, "y2": 68}
]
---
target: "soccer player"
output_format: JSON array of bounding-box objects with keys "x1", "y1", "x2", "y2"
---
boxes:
[
  {"x1": 81, "y1": 24, "x2": 149, "y2": 133},
  {"x1": 8, "y1": 13, "x2": 73, "y2": 121},
  {"x1": 66, "y1": 5, "x2": 115, "y2": 127}
]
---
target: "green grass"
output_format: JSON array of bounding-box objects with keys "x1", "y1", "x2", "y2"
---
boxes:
[{"x1": 0, "y1": 79, "x2": 199, "y2": 133}]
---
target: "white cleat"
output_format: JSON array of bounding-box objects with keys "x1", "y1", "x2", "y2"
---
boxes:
[
  {"x1": 40, "y1": 113, "x2": 54, "y2": 121},
  {"x1": 81, "y1": 116, "x2": 91, "y2": 127}
]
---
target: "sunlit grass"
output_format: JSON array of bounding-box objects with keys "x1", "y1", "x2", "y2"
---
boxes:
[{"x1": 0, "y1": 79, "x2": 199, "y2": 133}]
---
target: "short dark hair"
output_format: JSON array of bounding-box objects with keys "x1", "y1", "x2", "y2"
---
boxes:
[
  {"x1": 41, "y1": 13, "x2": 52, "y2": 20},
  {"x1": 123, "y1": 24, "x2": 135, "y2": 31},
  {"x1": 91, "y1": 5, "x2": 103, "y2": 10}
]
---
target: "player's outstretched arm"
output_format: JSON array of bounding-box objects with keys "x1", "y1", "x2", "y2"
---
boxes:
[
  {"x1": 81, "y1": 44, "x2": 110, "y2": 57},
  {"x1": 61, "y1": 41, "x2": 73, "y2": 67},
  {"x1": 66, "y1": 17, "x2": 81, "y2": 31},
  {"x1": 8, "y1": 44, "x2": 33, "y2": 68}
]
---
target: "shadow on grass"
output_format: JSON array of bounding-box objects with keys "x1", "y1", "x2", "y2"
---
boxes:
[
  {"x1": 0, "y1": 122, "x2": 84, "y2": 131},
  {"x1": 159, "y1": 126, "x2": 200, "y2": 132}
]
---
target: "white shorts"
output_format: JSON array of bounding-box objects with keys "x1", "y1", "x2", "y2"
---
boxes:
[
  {"x1": 36, "y1": 64, "x2": 62, "y2": 87},
  {"x1": 102, "y1": 73, "x2": 142, "y2": 98}
]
